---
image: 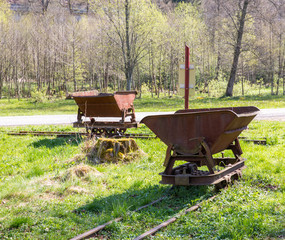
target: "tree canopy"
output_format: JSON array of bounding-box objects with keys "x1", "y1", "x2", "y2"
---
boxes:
[{"x1": 0, "y1": 0, "x2": 285, "y2": 98}]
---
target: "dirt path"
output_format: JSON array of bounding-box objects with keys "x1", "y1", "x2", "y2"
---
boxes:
[{"x1": 0, "y1": 109, "x2": 284, "y2": 126}]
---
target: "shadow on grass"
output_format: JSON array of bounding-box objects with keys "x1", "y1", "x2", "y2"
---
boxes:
[
  {"x1": 75, "y1": 183, "x2": 213, "y2": 218},
  {"x1": 31, "y1": 136, "x2": 83, "y2": 148}
]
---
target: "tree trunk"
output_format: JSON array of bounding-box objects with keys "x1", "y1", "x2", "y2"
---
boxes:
[
  {"x1": 0, "y1": 64, "x2": 3, "y2": 99},
  {"x1": 104, "y1": 62, "x2": 109, "y2": 91},
  {"x1": 157, "y1": 47, "x2": 163, "y2": 98},
  {"x1": 41, "y1": 0, "x2": 50, "y2": 13},
  {"x1": 72, "y1": 37, "x2": 77, "y2": 92},
  {"x1": 283, "y1": 63, "x2": 285, "y2": 96},
  {"x1": 169, "y1": 48, "x2": 174, "y2": 96},
  {"x1": 137, "y1": 65, "x2": 141, "y2": 98},
  {"x1": 148, "y1": 49, "x2": 153, "y2": 97},
  {"x1": 226, "y1": 0, "x2": 250, "y2": 97},
  {"x1": 151, "y1": 51, "x2": 157, "y2": 96},
  {"x1": 241, "y1": 57, "x2": 244, "y2": 96},
  {"x1": 215, "y1": 0, "x2": 221, "y2": 80},
  {"x1": 125, "y1": 0, "x2": 132, "y2": 91},
  {"x1": 276, "y1": 33, "x2": 284, "y2": 95},
  {"x1": 269, "y1": 24, "x2": 274, "y2": 95}
]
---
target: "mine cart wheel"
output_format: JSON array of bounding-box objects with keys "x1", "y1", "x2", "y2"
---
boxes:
[
  {"x1": 90, "y1": 128, "x2": 96, "y2": 137},
  {"x1": 110, "y1": 128, "x2": 118, "y2": 136},
  {"x1": 90, "y1": 128, "x2": 105, "y2": 137},
  {"x1": 98, "y1": 128, "x2": 105, "y2": 136},
  {"x1": 215, "y1": 178, "x2": 231, "y2": 191},
  {"x1": 104, "y1": 128, "x2": 110, "y2": 136},
  {"x1": 231, "y1": 172, "x2": 240, "y2": 183},
  {"x1": 105, "y1": 128, "x2": 117, "y2": 137},
  {"x1": 214, "y1": 181, "x2": 227, "y2": 191},
  {"x1": 118, "y1": 128, "x2": 126, "y2": 135},
  {"x1": 230, "y1": 170, "x2": 243, "y2": 184}
]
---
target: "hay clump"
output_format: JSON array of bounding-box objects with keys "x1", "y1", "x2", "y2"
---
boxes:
[
  {"x1": 61, "y1": 164, "x2": 101, "y2": 182},
  {"x1": 87, "y1": 138, "x2": 144, "y2": 164},
  {"x1": 67, "y1": 153, "x2": 86, "y2": 164},
  {"x1": 65, "y1": 186, "x2": 89, "y2": 195}
]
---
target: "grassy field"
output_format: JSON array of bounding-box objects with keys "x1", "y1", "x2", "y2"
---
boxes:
[
  {"x1": 0, "y1": 121, "x2": 284, "y2": 239},
  {"x1": 1, "y1": 93, "x2": 285, "y2": 116}
]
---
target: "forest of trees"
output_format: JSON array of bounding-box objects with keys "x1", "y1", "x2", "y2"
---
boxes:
[{"x1": 0, "y1": 0, "x2": 284, "y2": 99}]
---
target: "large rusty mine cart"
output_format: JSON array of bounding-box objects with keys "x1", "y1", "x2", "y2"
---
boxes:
[
  {"x1": 141, "y1": 106, "x2": 260, "y2": 187},
  {"x1": 72, "y1": 90, "x2": 138, "y2": 136}
]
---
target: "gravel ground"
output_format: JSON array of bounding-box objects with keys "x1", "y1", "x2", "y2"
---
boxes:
[{"x1": 0, "y1": 109, "x2": 284, "y2": 126}]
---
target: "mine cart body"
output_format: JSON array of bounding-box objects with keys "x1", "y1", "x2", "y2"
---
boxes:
[
  {"x1": 141, "y1": 106, "x2": 259, "y2": 186},
  {"x1": 72, "y1": 91, "x2": 138, "y2": 136}
]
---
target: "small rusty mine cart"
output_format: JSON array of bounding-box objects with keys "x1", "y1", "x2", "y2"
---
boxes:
[
  {"x1": 73, "y1": 90, "x2": 138, "y2": 136},
  {"x1": 141, "y1": 106, "x2": 260, "y2": 187}
]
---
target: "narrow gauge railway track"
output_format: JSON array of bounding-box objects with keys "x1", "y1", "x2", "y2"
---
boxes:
[
  {"x1": 3, "y1": 131, "x2": 264, "y2": 143},
  {"x1": 7, "y1": 131, "x2": 88, "y2": 137},
  {"x1": 238, "y1": 136, "x2": 267, "y2": 145},
  {"x1": 4, "y1": 130, "x2": 156, "y2": 139},
  {"x1": 71, "y1": 193, "x2": 217, "y2": 240},
  {"x1": 71, "y1": 196, "x2": 168, "y2": 240}
]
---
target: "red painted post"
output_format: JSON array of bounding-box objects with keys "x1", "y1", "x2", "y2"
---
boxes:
[{"x1": 185, "y1": 45, "x2": 190, "y2": 110}]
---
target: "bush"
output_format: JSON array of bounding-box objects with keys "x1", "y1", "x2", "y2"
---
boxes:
[{"x1": 30, "y1": 88, "x2": 49, "y2": 103}]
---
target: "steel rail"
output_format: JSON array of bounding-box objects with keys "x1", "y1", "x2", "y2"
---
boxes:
[
  {"x1": 70, "y1": 196, "x2": 167, "y2": 240},
  {"x1": 133, "y1": 195, "x2": 217, "y2": 240},
  {"x1": 4, "y1": 130, "x2": 265, "y2": 143},
  {"x1": 70, "y1": 217, "x2": 123, "y2": 240},
  {"x1": 4, "y1": 131, "x2": 155, "y2": 139},
  {"x1": 6, "y1": 131, "x2": 87, "y2": 137},
  {"x1": 71, "y1": 194, "x2": 217, "y2": 240},
  {"x1": 238, "y1": 136, "x2": 267, "y2": 145}
]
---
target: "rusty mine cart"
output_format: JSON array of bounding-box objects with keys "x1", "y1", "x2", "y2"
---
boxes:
[
  {"x1": 72, "y1": 90, "x2": 138, "y2": 136},
  {"x1": 141, "y1": 106, "x2": 260, "y2": 187}
]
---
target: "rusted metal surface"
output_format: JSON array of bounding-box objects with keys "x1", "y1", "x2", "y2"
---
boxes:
[
  {"x1": 185, "y1": 45, "x2": 190, "y2": 110},
  {"x1": 72, "y1": 91, "x2": 137, "y2": 122},
  {"x1": 72, "y1": 90, "x2": 99, "y2": 97},
  {"x1": 141, "y1": 106, "x2": 259, "y2": 186},
  {"x1": 72, "y1": 90, "x2": 138, "y2": 136}
]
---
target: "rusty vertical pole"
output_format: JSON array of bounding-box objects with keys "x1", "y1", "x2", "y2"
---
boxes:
[{"x1": 185, "y1": 45, "x2": 190, "y2": 110}]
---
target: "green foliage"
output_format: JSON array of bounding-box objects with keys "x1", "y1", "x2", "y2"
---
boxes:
[
  {"x1": 0, "y1": 0, "x2": 284, "y2": 98},
  {"x1": 1, "y1": 93, "x2": 285, "y2": 117},
  {"x1": 30, "y1": 88, "x2": 50, "y2": 103},
  {"x1": 0, "y1": 0, "x2": 11, "y2": 23},
  {"x1": 9, "y1": 216, "x2": 33, "y2": 229},
  {"x1": 140, "y1": 83, "x2": 151, "y2": 94},
  {"x1": 0, "y1": 121, "x2": 284, "y2": 239},
  {"x1": 206, "y1": 76, "x2": 273, "y2": 97},
  {"x1": 0, "y1": 98, "x2": 78, "y2": 116},
  {"x1": 57, "y1": 91, "x2": 66, "y2": 99}
]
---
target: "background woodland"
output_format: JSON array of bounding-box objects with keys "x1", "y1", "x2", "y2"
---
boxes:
[{"x1": 0, "y1": 0, "x2": 285, "y2": 98}]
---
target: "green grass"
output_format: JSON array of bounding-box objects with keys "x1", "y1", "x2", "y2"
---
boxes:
[
  {"x1": 0, "y1": 121, "x2": 284, "y2": 239},
  {"x1": 1, "y1": 93, "x2": 285, "y2": 116},
  {"x1": 0, "y1": 98, "x2": 78, "y2": 116},
  {"x1": 135, "y1": 94, "x2": 285, "y2": 112}
]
